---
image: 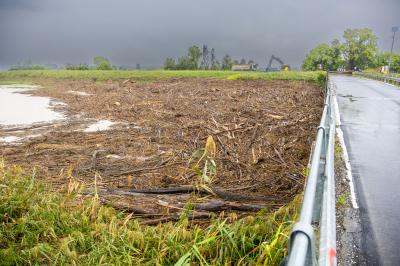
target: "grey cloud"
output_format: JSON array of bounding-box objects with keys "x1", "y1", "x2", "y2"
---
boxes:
[{"x1": 0, "y1": 0, "x2": 399, "y2": 69}]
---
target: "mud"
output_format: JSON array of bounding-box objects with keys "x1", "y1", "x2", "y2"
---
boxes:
[{"x1": 0, "y1": 78, "x2": 323, "y2": 220}]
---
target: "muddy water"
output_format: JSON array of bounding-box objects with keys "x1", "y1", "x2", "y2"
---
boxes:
[{"x1": 0, "y1": 85, "x2": 63, "y2": 127}]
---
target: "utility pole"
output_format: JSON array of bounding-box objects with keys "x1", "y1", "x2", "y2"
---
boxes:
[{"x1": 388, "y1": 26, "x2": 398, "y2": 73}]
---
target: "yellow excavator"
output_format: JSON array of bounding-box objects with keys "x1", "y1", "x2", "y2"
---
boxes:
[{"x1": 266, "y1": 55, "x2": 290, "y2": 71}]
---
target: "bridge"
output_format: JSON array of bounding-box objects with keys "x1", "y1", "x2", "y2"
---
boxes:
[
  {"x1": 286, "y1": 73, "x2": 400, "y2": 265},
  {"x1": 333, "y1": 74, "x2": 400, "y2": 265}
]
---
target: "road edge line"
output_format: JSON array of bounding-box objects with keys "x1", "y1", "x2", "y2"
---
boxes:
[{"x1": 332, "y1": 93, "x2": 359, "y2": 209}]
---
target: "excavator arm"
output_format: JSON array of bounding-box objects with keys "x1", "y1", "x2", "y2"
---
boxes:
[
  {"x1": 268, "y1": 55, "x2": 284, "y2": 68},
  {"x1": 267, "y1": 55, "x2": 290, "y2": 71}
]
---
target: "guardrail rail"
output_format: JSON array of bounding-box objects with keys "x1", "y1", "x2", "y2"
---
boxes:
[
  {"x1": 354, "y1": 72, "x2": 400, "y2": 86},
  {"x1": 285, "y1": 74, "x2": 336, "y2": 266}
]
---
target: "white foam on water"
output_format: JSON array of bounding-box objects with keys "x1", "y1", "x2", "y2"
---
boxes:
[
  {"x1": 0, "y1": 136, "x2": 22, "y2": 143},
  {"x1": 0, "y1": 85, "x2": 64, "y2": 126},
  {"x1": 66, "y1": 90, "x2": 93, "y2": 96},
  {"x1": 84, "y1": 120, "x2": 115, "y2": 132}
]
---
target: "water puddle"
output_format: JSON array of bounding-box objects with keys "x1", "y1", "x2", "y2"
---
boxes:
[{"x1": 0, "y1": 85, "x2": 64, "y2": 127}]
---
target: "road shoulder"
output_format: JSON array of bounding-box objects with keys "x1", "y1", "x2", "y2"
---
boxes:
[{"x1": 335, "y1": 138, "x2": 366, "y2": 265}]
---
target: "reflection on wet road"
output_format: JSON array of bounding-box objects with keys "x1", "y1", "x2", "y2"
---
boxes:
[{"x1": 333, "y1": 75, "x2": 400, "y2": 265}]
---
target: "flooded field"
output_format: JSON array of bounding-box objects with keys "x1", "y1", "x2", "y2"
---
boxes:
[
  {"x1": 0, "y1": 85, "x2": 63, "y2": 127},
  {"x1": 0, "y1": 78, "x2": 323, "y2": 221}
]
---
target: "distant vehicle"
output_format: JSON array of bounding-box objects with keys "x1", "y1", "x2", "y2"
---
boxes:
[
  {"x1": 266, "y1": 55, "x2": 290, "y2": 71},
  {"x1": 231, "y1": 64, "x2": 256, "y2": 71}
]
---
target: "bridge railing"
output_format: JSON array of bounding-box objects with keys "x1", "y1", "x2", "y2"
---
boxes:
[
  {"x1": 285, "y1": 75, "x2": 336, "y2": 266},
  {"x1": 354, "y1": 71, "x2": 400, "y2": 86}
]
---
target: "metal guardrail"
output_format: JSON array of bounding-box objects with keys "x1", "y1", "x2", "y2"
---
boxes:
[
  {"x1": 285, "y1": 75, "x2": 336, "y2": 266},
  {"x1": 354, "y1": 72, "x2": 400, "y2": 85}
]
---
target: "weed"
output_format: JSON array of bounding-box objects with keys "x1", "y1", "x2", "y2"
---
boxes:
[
  {"x1": 302, "y1": 166, "x2": 310, "y2": 178},
  {"x1": 0, "y1": 162, "x2": 301, "y2": 265},
  {"x1": 337, "y1": 192, "x2": 349, "y2": 206},
  {"x1": 334, "y1": 142, "x2": 343, "y2": 157},
  {"x1": 193, "y1": 136, "x2": 217, "y2": 185}
]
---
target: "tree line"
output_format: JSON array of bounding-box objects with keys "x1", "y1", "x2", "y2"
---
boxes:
[
  {"x1": 302, "y1": 28, "x2": 400, "y2": 73},
  {"x1": 163, "y1": 45, "x2": 258, "y2": 70},
  {"x1": 65, "y1": 57, "x2": 113, "y2": 70}
]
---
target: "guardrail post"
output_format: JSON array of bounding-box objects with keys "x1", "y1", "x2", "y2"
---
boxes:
[{"x1": 286, "y1": 76, "x2": 336, "y2": 266}]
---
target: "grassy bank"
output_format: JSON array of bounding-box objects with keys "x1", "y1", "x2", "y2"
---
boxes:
[
  {"x1": 363, "y1": 69, "x2": 400, "y2": 78},
  {"x1": 0, "y1": 69, "x2": 326, "y2": 84},
  {"x1": 0, "y1": 161, "x2": 300, "y2": 265}
]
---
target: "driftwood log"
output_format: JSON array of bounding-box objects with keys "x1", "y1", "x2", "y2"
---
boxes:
[{"x1": 128, "y1": 185, "x2": 278, "y2": 202}]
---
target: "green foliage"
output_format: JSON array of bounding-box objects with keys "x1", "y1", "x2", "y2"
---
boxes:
[
  {"x1": 221, "y1": 55, "x2": 232, "y2": 69},
  {"x1": 187, "y1": 45, "x2": 202, "y2": 69},
  {"x1": 163, "y1": 58, "x2": 176, "y2": 70},
  {"x1": 0, "y1": 161, "x2": 301, "y2": 265},
  {"x1": 302, "y1": 39, "x2": 345, "y2": 71},
  {"x1": 337, "y1": 192, "x2": 349, "y2": 206},
  {"x1": 342, "y1": 28, "x2": 378, "y2": 69},
  {"x1": 192, "y1": 136, "x2": 217, "y2": 185},
  {"x1": 93, "y1": 56, "x2": 112, "y2": 70},
  {"x1": 389, "y1": 53, "x2": 400, "y2": 73},
  {"x1": 330, "y1": 39, "x2": 345, "y2": 69},
  {"x1": 210, "y1": 60, "x2": 221, "y2": 70},
  {"x1": 163, "y1": 45, "x2": 205, "y2": 70},
  {"x1": 303, "y1": 28, "x2": 379, "y2": 71},
  {"x1": 170, "y1": 46, "x2": 202, "y2": 70},
  {"x1": 302, "y1": 44, "x2": 337, "y2": 71},
  {"x1": 9, "y1": 62, "x2": 49, "y2": 71},
  {"x1": 176, "y1": 56, "x2": 195, "y2": 70},
  {"x1": 65, "y1": 63, "x2": 89, "y2": 70}
]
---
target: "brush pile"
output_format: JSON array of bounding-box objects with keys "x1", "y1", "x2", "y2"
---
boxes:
[{"x1": 1, "y1": 78, "x2": 323, "y2": 222}]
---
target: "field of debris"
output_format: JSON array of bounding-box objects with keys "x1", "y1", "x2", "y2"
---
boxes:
[{"x1": 0, "y1": 78, "x2": 323, "y2": 223}]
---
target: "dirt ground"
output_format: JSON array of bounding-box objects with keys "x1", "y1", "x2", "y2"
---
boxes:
[{"x1": 1, "y1": 78, "x2": 323, "y2": 222}]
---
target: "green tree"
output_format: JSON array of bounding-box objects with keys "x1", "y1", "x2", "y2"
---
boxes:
[
  {"x1": 65, "y1": 63, "x2": 89, "y2": 70},
  {"x1": 175, "y1": 56, "x2": 193, "y2": 70},
  {"x1": 221, "y1": 54, "x2": 233, "y2": 70},
  {"x1": 302, "y1": 44, "x2": 335, "y2": 71},
  {"x1": 390, "y1": 53, "x2": 400, "y2": 73},
  {"x1": 211, "y1": 60, "x2": 221, "y2": 70},
  {"x1": 94, "y1": 56, "x2": 112, "y2": 70},
  {"x1": 163, "y1": 58, "x2": 176, "y2": 70},
  {"x1": 187, "y1": 46, "x2": 202, "y2": 69},
  {"x1": 374, "y1": 52, "x2": 391, "y2": 67},
  {"x1": 342, "y1": 28, "x2": 378, "y2": 70},
  {"x1": 330, "y1": 39, "x2": 345, "y2": 69}
]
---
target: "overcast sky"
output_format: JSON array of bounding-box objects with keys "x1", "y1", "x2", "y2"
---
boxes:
[{"x1": 0, "y1": 0, "x2": 399, "y2": 69}]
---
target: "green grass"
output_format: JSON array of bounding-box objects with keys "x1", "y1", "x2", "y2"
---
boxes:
[
  {"x1": 362, "y1": 69, "x2": 400, "y2": 78},
  {"x1": 0, "y1": 69, "x2": 326, "y2": 84},
  {"x1": 337, "y1": 192, "x2": 349, "y2": 207},
  {"x1": 0, "y1": 161, "x2": 300, "y2": 265}
]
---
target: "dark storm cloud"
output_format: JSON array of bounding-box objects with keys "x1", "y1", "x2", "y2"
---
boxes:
[
  {"x1": 0, "y1": 0, "x2": 399, "y2": 69},
  {"x1": 0, "y1": 0, "x2": 37, "y2": 10}
]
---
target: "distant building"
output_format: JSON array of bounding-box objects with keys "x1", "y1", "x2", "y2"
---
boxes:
[{"x1": 231, "y1": 64, "x2": 256, "y2": 71}]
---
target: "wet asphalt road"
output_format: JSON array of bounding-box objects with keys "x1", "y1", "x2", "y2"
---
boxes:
[{"x1": 332, "y1": 75, "x2": 400, "y2": 265}]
